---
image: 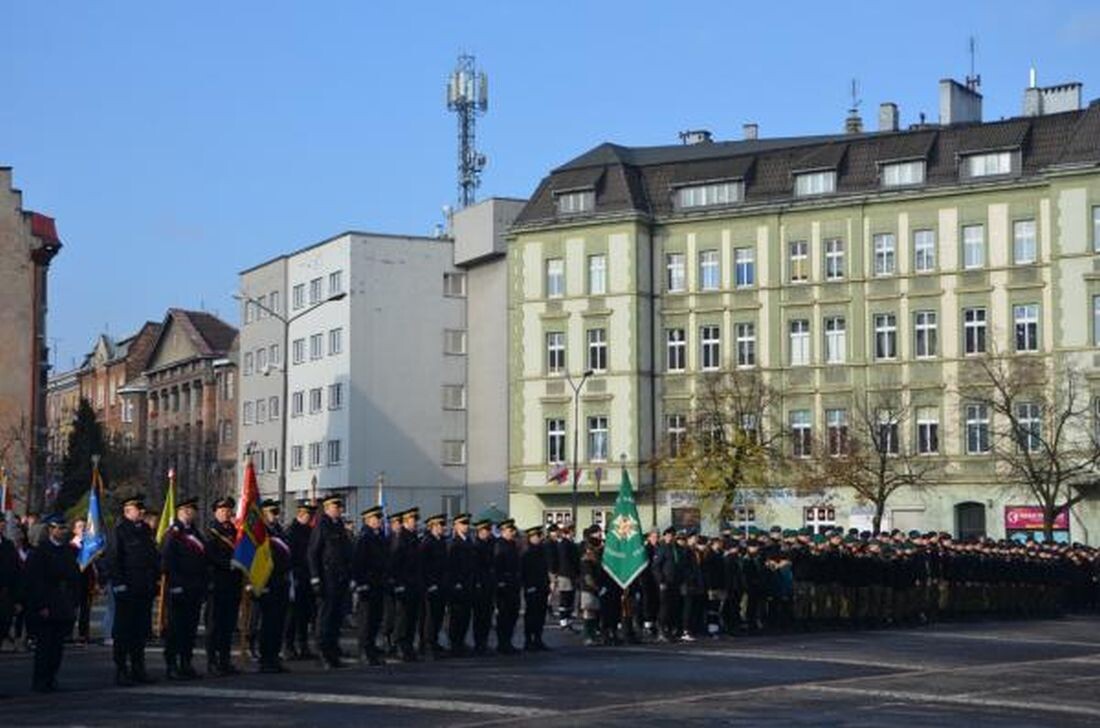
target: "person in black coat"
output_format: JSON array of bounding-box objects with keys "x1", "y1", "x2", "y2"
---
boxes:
[
  {"x1": 388, "y1": 507, "x2": 423, "y2": 662},
  {"x1": 0, "y1": 513, "x2": 20, "y2": 650},
  {"x1": 160, "y1": 497, "x2": 207, "y2": 679},
  {"x1": 205, "y1": 496, "x2": 242, "y2": 675},
  {"x1": 24, "y1": 515, "x2": 80, "y2": 692},
  {"x1": 445, "y1": 513, "x2": 476, "y2": 656},
  {"x1": 493, "y1": 519, "x2": 521, "y2": 654},
  {"x1": 107, "y1": 496, "x2": 159, "y2": 686},
  {"x1": 652, "y1": 527, "x2": 682, "y2": 641},
  {"x1": 555, "y1": 524, "x2": 580, "y2": 629},
  {"x1": 471, "y1": 518, "x2": 496, "y2": 654},
  {"x1": 308, "y1": 494, "x2": 353, "y2": 669},
  {"x1": 419, "y1": 513, "x2": 448, "y2": 659},
  {"x1": 520, "y1": 525, "x2": 550, "y2": 651},
  {"x1": 258, "y1": 500, "x2": 292, "y2": 673},
  {"x1": 284, "y1": 500, "x2": 316, "y2": 660},
  {"x1": 352, "y1": 505, "x2": 387, "y2": 665}
]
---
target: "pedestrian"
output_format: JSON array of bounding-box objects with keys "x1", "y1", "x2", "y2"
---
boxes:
[
  {"x1": 68, "y1": 518, "x2": 94, "y2": 645},
  {"x1": 308, "y1": 494, "x2": 353, "y2": 669},
  {"x1": 555, "y1": 524, "x2": 579, "y2": 630},
  {"x1": 24, "y1": 514, "x2": 80, "y2": 692},
  {"x1": 0, "y1": 512, "x2": 20, "y2": 651},
  {"x1": 205, "y1": 496, "x2": 241, "y2": 676},
  {"x1": 161, "y1": 496, "x2": 205, "y2": 680},
  {"x1": 352, "y1": 505, "x2": 387, "y2": 666},
  {"x1": 258, "y1": 499, "x2": 291, "y2": 673},
  {"x1": 107, "y1": 496, "x2": 159, "y2": 686}
]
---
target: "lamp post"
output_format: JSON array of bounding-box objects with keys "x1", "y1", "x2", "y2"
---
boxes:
[
  {"x1": 565, "y1": 369, "x2": 594, "y2": 529},
  {"x1": 233, "y1": 290, "x2": 346, "y2": 512}
]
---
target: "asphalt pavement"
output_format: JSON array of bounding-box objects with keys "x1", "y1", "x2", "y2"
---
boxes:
[{"x1": 3, "y1": 616, "x2": 1100, "y2": 726}]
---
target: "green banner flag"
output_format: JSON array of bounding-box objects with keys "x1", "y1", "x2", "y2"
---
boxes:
[{"x1": 601, "y1": 468, "x2": 647, "y2": 589}]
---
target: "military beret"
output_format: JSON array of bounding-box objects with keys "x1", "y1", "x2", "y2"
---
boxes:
[
  {"x1": 177, "y1": 496, "x2": 199, "y2": 510},
  {"x1": 811, "y1": 534, "x2": 826, "y2": 545},
  {"x1": 498, "y1": 518, "x2": 516, "y2": 531},
  {"x1": 525, "y1": 525, "x2": 544, "y2": 537},
  {"x1": 454, "y1": 512, "x2": 472, "y2": 525},
  {"x1": 361, "y1": 505, "x2": 384, "y2": 519},
  {"x1": 473, "y1": 518, "x2": 493, "y2": 530},
  {"x1": 425, "y1": 513, "x2": 446, "y2": 527},
  {"x1": 212, "y1": 497, "x2": 235, "y2": 511}
]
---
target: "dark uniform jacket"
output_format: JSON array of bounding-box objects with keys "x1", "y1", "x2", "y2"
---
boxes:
[
  {"x1": 653, "y1": 541, "x2": 683, "y2": 589},
  {"x1": 388, "y1": 527, "x2": 423, "y2": 594},
  {"x1": 286, "y1": 519, "x2": 313, "y2": 592},
  {"x1": 108, "y1": 518, "x2": 159, "y2": 597},
  {"x1": 419, "y1": 533, "x2": 448, "y2": 595},
  {"x1": 473, "y1": 535, "x2": 495, "y2": 594},
  {"x1": 493, "y1": 537, "x2": 521, "y2": 590},
  {"x1": 446, "y1": 533, "x2": 477, "y2": 596},
  {"x1": 266, "y1": 521, "x2": 292, "y2": 592},
  {"x1": 0, "y1": 534, "x2": 19, "y2": 597},
  {"x1": 307, "y1": 515, "x2": 353, "y2": 593},
  {"x1": 25, "y1": 538, "x2": 81, "y2": 622},
  {"x1": 206, "y1": 520, "x2": 242, "y2": 592},
  {"x1": 161, "y1": 520, "x2": 208, "y2": 595},
  {"x1": 352, "y1": 526, "x2": 387, "y2": 593},
  {"x1": 557, "y1": 538, "x2": 580, "y2": 581},
  {"x1": 520, "y1": 542, "x2": 549, "y2": 594}
]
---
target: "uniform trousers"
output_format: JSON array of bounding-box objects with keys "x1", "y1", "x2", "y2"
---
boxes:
[
  {"x1": 495, "y1": 586, "x2": 520, "y2": 648},
  {"x1": 393, "y1": 587, "x2": 421, "y2": 654},
  {"x1": 523, "y1": 588, "x2": 549, "y2": 643},
  {"x1": 355, "y1": 586, "x2": 384, "y2": 657},
  {"x1": 31, "y1": 615, "x2": 71, "y2": 690},
  {"x1": 285, "y1": 578, "x2": 314, "y2": 653},
  {"x1": 113, "y1": 593, "x2": 153, "y2": 670},
  {"x1": 164, "y1": 590, "x2": 203, "y2": 667},
  {"x1": 258, "y1": 585, "x2": 289, "y2": 666},
  {"x1": 447, "y1": 588, "x2": 472, "y2": 649},
  {"x1": 317, "y1": 581, "x2": 349, "y2": 661},
  {"x1": 206, "y1": 584, "x2": 241, "y2": 667},
  {"x1": 471, "y1": 588, "x2": 493, "y2": 649},
  {"x1": 420, "y1": 586, "x2": 445, "y2": 651}
]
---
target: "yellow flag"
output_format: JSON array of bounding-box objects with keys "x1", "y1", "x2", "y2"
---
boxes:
[{"x1": 156, "y1": 469, "x2": 176, "y2": 545}]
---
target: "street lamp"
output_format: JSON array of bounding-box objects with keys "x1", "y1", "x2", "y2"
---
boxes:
[
  {"x1": 565, "y1": 368, "x2": 594, "y2": 529},
  {"x1": 233, "y1": 289, "x2": 347, "y2": 512}
]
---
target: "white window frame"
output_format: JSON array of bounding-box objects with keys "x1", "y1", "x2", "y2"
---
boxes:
[
  {"x1": 588, "y1": 254, "x2": 607, "y2": 295},
  {"x1": 328, "y1": 270, "x2": 343, "y2": 295},
  {"x1": 443, "y1": 272, "x2": 467, "y2": 297},
  {"x1": 309, "y1": 387, "x2": 323, "y2": 414},
  {"x1": 308, "y1": 442, "x2": 323, "y2": 468},
  {"x1": 242, "y1": 401, "x2": 254, "y2": 425},
  {"x1": 876, "y1": 410, "x2": 900, "y2": 455},
  {"x1": 243, "y1": 352, "x2": 254, "y2": 377},
  {"x1": 546, "y1": 332, "x2": 565, "y2": 374},
  {"x1": 790, "y1": 410, "x2": 812, "y2": 458},
  {"x1": 824, "y1": 238, "x2": 845, "y2": 280},
  {"x1": 963, "y1": 224, "x2": 985, "y2": 269},
  {"x1": 587, "y1": 328, "x2": 608, "y2": 373},
  {"x1": 666, "y1": 414, "x2": 687, "y2": 457},
  {"x1": 442, "y1": 440, "x2": 466, "y2": 465},
  {"x1": 873, "y1": 233, "x2": 896, "y2": 276},
  {"x1": 913, "y1": 229, "x2": 936, "y2": 273},
  {"x1": 292, "y1": 338, "x2": 305, "y2": 365},
  {"x1": 545, "y1": 258, "x2": 565, "y2": 298},
  {"x1": 1013, "y1": 219, "x2": 1037, "y2": 265},
  {"x1": 291, "y1": 391, "x2": 304, "y2": 417},
  {"x1": 328, "y1": 328, "x2": 343, "y2": 356},
  {"x1": 789, "y1": 319, "x2": 810, "y2": 367},
  {"x1": 309, "y1": 333, "x2": 323, "y2": 360},
  {"x1": 874, "y1": 313, "x2": 897, "y2": 360},
  {"x1": 699, "y1": 250, "x2": 720, "y2": 291},
  {"x1": 290, "y1": 445, "x2": 303, "y2": 471},
  {"x1": 327, "y1": 439, "x2": 342, "y2": 466},
  {"x1": 700, "y1": 325, "x2": 721, "y2": 371},
  {"x1": 442, "y1": 384, "x2": 466, "y2": 410},
  {"x1": 916, "y1": 407, "x2": 939, "y2": 455},
  {"x1": 914, "y1": 310, "x2": 938, "y2": 359},
  {"x1": 292, "y1": 284, "x2": 305, "y2": 310},
  {"x1": 309, "y1": 277, "x2": 322, "y2": 305},
  {"x1": 328, "y1": 383, "x2": 344, "y2": 410},
  {"x1": 824, "y1": 316, "x2": 846, "y2": 364},
  {"x1": 1016, "y1": 402, "x2": 1042, "y2": 453},
  {"x1": 587, "y1": 416, "x2": 609, "y2": 463},
  {"x1": 557, "y1": 190, "x2": 594, "y2": 215},
  {"x1": 794, "y1": 170, "x2": 836, "y2": 196},
  {"x1": 1093, "y1": 295, "x2": 1100, "y2": 346},
  {"x1": 965, "y1": 403, "x2": 990, "y2": 455},
  {"x1": 444, "y1": 329, "x2": 467, "y2": 355},
  {"x1": 881, "y1": 160, "x2": 926, "y2": 187},
  {"x1": 789, "y1": 240, "x2": 809, "y2": 282},
  {"x1": 963, "y1": 307, "x2": 987, "y2": 355},
  {"x1": 1014, "y1": 304, "x2": 1040, "y2": 352},
  {"x1": 666, "y1": 328, "x2": 686, "y2": 372},
  {"x1": 666, "y1": 253, "x2": 686, "y2": 293},
  {"x1": 269, "y1": 395, "x2": 280, "y2": 420},
  {"x1": 735, "y1": 322, "x2": 756, "y2": 368},
  {"x1": 734, "y1": 247, "x2": 755, "y2": 287},
  {"x1": 677, "y1": 181, "x2": 743, "y2": 208},
  {"x1": 547, "y1": 418, "x2": 566, "y2": 464},
  {"x1": 826, "y1": 408, "x2": 848, "y2": 457},
  {"x1": 964, "y1": 151, "x2": 1012, "y2": 178}
]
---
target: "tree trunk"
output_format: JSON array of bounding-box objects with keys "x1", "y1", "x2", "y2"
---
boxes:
[
  {"x1": 1043, "y1": 504, "x2": 1055, "y2": 543},
  {"x1": 872, "y1": 501, "x2": 885, "y2": 535}
]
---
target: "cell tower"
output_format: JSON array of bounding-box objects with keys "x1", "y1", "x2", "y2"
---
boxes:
[{"x1": 446, "y1": 54, "x2": 488, "y2": 208}]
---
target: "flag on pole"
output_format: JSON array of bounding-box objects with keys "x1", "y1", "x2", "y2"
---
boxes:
[
  {"x1": 155, "y1": 469, "x2": 176, "y2": 546},
  {"x1": 548, "y1": 464, "x2": 569, "y2": 484},
  {"x1": 600, "y1": 467, "x2": 647, "y2": 589},
  {"x1": 231, "y1": 459, "x2": 273, "y2": 595},
  {"x1": 78, "y1": 460, "x2": 107, "y2": 571}
]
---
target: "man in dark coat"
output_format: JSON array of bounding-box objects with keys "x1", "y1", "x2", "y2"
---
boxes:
[
  {"x1": 308, "y1": 494, "x2": 353, "y2": 669},
  {"x1": 258, "y1": 499, "x2": 292, "y2": 673},
  {"x1": 493, "y1": 518, "x2": 521, "y2": 654},
  {"x1": 284, "y1": 499, "x2": 316, "y2": 660},
  {"x1": 555, "y1": 524, "x2": 580, "y2": 629},
  {"x1": 0, "y1": 512, "x2": 20, "y2": 649},
  {"x1": 419, "y1": 513, "x2": 448, "y2": 659},
  {"x1": 521, "y1": 525, "x2": 550, "y2": 651},
  {"x1": 389, "y1": 507, "x2": 423, "y2": 662},
  {"x1": 161, "y1": 497, "x2": 206, "y2": 680},
  {"x1": 652, "y1": 527, "x2": 682, "y2": 641},
  {"x1": 471, "y1": 518, "x2": 495, "y2": 655},
  {"x1": 205, "y1": 496, "x2": 242, "y2": 675},
  {"x1": 24, "y1": 515, "x2": 80, "y2": 692},
  {"x1": 108, "y1": 496, "x2": 159, "y2": 686},
  {"x1": 352, "y1": 505, "x2": 387, "y2": 665},
  {"x1": 445, "y1": 513, "x2": 475, "y2": 655}
]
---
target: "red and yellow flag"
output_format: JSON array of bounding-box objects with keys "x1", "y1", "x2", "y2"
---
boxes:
[{"x1": 230, "y1": 460, "x2": 273, "y2": 595}]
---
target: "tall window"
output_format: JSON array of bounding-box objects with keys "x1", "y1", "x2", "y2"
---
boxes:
[
  {"x1": 588, "y1": 255, "x2": 607, "y2": 295},
  {"x1": 965, "y1": 403, "x2": 990, "y2": 454},
  {"x1": 1094, "y1": 206, "x2": 1100, "y2": 252},
  {"x1": 824, "y1": 316, "x2": 846, "y2": 364},
  {"x1": 964, "y1": 151, "x2": 1011, "y2": 177},
  {"x1": 789, "y1": 241, "x2": 809, "y2": 282},
  {"x1": 1016, "y1": 402, "x2": 1042, "y2": 452},
  {"x1": 328, "y1": 270, "x2": 343, "y2": 295},
  {"x1": 242, "y1": 401, "x2": 254, "y2": 425},
  {"x1": 291, "y1": 391, "x2": 304, "y2": 417},
  {"x1": 826, "y1": 408, "x2": 848, "y2": 456},
  {"x1": 699, "y1": 250, "x2": 720, "y2": 291},
  {"x1": 309, "y1": 387, "x2": 323, "y2": 414},
  {"x1": 794, "y1": 171, "x2": 835, "y2": 196},
  {"x1": 963, "y1": 307, "x2": 987, "y2": 354},
  {"x1": 700, "y1": 325, "x2": 720, "y2": 371},
  {"x1": 824, "y1": 238, "x2": 845, "y2": 280},
  {"x1": 256, "y1": 347, "x2": 268, "y2": 372},
  {"x1": 309, "y1": 442, "x2": 322, "y2": 468},
  {"x1": 914, "y1": 310, "x2": 938, "y2": 358},
  {"x1": 876, "y1": 411, "x2": 899, "y2": 455},
  {"x1": 547, "y1": 419, "x2": 566, "y2": 464},
  {"x1": 874, "y1": 313, "x2": 897, "y2": 360},
  {"x1": 1014, "y1": 304, "x2": 1039, "y2": 352},
  {"x1": 916, "y1": 407, "x2": 939, "y2": 454},
  {"x1": 290, "y1": 445, "x2": 303, "y2": 470},
  {"x1": 1094, "y1": 295, "x2": 1100, "y2": 346},
  {"x1": 546, "y1": 332, "x2": 565, "y2": 374},
  {"x1": 587, "y1": 416, "x2": 608, "y2": 462},
  {"x1": 790, "y1": 410, "x2": 812, "y2": 458},
  {"x1": 666, "y1": 414, "x2": 686, "y2": 457},
  {"x1": 292, "y1": 338, "x2": 305, "y2": 364},
  {"x1": 292, "y1": 284, "x2": 305, "y2": 310},
  {"x1": 546, "y1": 258, "x2": 565, "y2": 298},
  {"x1": 913, "y1": 229, "x2": 936, "y2": 272},
  {"x1": 789, "y1": 319, "x2": 810, "y2": 366},
  {"x1": 963, "y1": 224, "x2": 985, "y2": 269},
  {"x1": 1013, "y1": 219, "x2": 1037, "y2": 264},
  {"x1": 443, "y1": 272, "x2": 467, "y2": 297},
  {"x1": 269, "y1": 395, "x2": 280, "y2": 420},
  {"x1": 269, "y1": 291, "x2": 281, "y2": 315},
  {"x1": 735, "y1": 322, "x2": 756, "y2": 367},
  {"x1": 243, "y1": 352, "x2": 254, "y2": 376},
  {"x1": 328, "y1": 383, "x2": 343, "y2": 410},
  {"x1": 328, "y1": 328, "x2": 343, "y2": 356},
  {"x1": 310, "y1": 333, "x2": 323, "y2": 360},
  {"x1": 734, "y1": 247, "x2": 755, "y2": 287},
  {"x1": 309, "y1": 277, "x2": 323, "y2": 305},
  {"x1": 666, "y1": 253, "x2": 686, "y2": 292},
  {"x1": 327, "y1": 440, "x2": 342, "y2": 466},
  {"x1": 882, "y1": 160, "x2": 925, "y2": 187},
  {"x1": 873, "y1": 233, "x2": 896, "y2": 276},
  {"x1": 269, "y1": 343, "x2": 281, "y2": 367},
  {"x1": 587, "y1": 328, "x2": 608, "y2": 372},
  {"x1": 666, "y1": 329, "x2": 686, "y2": 372}
]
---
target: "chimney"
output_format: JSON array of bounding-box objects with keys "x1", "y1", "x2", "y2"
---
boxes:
[
  {"x1": 742, "y1": 123, "x2": 758, "y2": 140},
  {"x1": 1022, "y1": 68, "x2": 1083, "y2": 117},
  {"x1": 939, "y1": 78, "x2": 982, "y2": 125},
  {"x1": 845, "y1": 108, "x2": 863, "y2": 134},
  {"x1": 878, "y1": 102, "x2": 899, "y2": 132},
  {"x1": 678, "y1": 129, "x2": 713, "y2": 145}
]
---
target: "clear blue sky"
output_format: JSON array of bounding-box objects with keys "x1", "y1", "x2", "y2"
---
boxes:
[{"x1": 4, "y1": 1, "x2": 1099, "y2": 370}]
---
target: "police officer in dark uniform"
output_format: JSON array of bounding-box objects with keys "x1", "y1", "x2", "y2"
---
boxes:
[
  {"x1": 556, "y1": 524, "x2": 580, "y2": 630},
  {"x1": 284, "y1": 499, "x2": 316, "y2": 660},
  {"x1": 108, "y1": 496, "x2": 159, "y2": 686},
  {"x1": 24, "y1": 514, "x2": 80, "y2": 692},
  {"x1": 493, "y1": 518, "x2": 521, "y2": 654},
  {"x1": 205, "y1": 496, "x2": 241, "y2": 675},
  {"x1": 381, "y1": 511, "x2": 402, "y2": 656},
  {"x1": 445, "y1": 513, "x2": 475, "y2": 656},
  {"x1": 258, "y1": 499, "x2": 291, "y2": 673},
  {"x1": 390, "y1": 507, "x2": 423, "y2": 662},
  {"x1": 161, "y1": 497, "x2": 206, "y2": 680},
  {"x1": 353, "y1": 505, "x2": 387, "y2": 666},
  {"x1": 419, "y1": 513, "x2": 448, "y2": 659},
  {"x1": 521, "y1": 525, "x2": 550, "y2": 651},
  {"x1": 471, "y1": 517, "x2": 496, "y2": 655},
  {"x1": 307, "y1": 494, "x2": 353, "y2": 669}
]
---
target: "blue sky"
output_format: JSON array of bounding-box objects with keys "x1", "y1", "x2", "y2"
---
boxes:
[{"x1": 5, "y1": 1, "x2": 1100, "y2": 370}]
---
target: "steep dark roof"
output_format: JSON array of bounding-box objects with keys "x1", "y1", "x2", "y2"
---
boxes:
[
  {"x1": 172, "y1": 309, "x2": 238, "y2": 357},
  {"x1": 515, "y1": 106, "x2": 1100, "y2": 228}
]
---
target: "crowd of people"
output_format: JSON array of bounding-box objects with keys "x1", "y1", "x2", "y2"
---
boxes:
[{"x1": 1, "y1": 493, "x2": 1099, "y2": 694}]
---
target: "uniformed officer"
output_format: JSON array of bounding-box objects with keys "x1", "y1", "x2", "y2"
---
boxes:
[
  {"x1": 108, "y1": 496, "x2": 159, "y2": 686},
  {"x1": 471, "y1": 518, "x2": 496, "y2": 655},
  {"x1": 161, "y1": 497, "x2": 205, "y2": 680},
  {"x1": 493, "y1": 518, "x2": 521, "y2": 654},
  {"x1": 307, "y1": 494, "x2": 353, "y2": 669},
  {"x1": 446, "y1": 513, "x2": 476, "y2": 656},
  {"x1": 353, "y1": 505, "x2": 387, "y2": 666},
  {"x1": 284, "y1": 499, "x2": 316, "y2": 660},
  {"x1": 24, "y1": 514, "x2": 80, "y2": 692},
  {"x1": 205, "y1": 496, "x2": 241, "y2": 675},
  {"x1": 419, "y1": 513, "x2": 448, "y2": 659},
  {"x1": 258, "y1": 499, "x2": 291, "y2": 673},
  {"x1": 381, "y1": 510, "x2": 403, "y2": 656},
  {"x1": 521, "y1": 525, "x2": 550, "y2": 651},
  {"x1": 556, "y1": 524, "x2": 580, "y2": 629},
  {"x1": 390, "y1": 507, "x2": 423, "y2": 662}
]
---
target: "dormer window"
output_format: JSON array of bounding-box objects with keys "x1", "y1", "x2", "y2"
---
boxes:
[
  {"x1": 556, "y1": 190, "x2": 595, "y2": 215},
  {"x1": 677, "y1": 180, "x2": 743, "y2": 209},
  {"x1": 881, "y1": 160, "x2": 925, "y2": 188},
  {"x1": 962, "y1": 151, "x2": 1012, "y2": 178},
  {"x1": 794, "y1": 170, "x2": 836, "y2": 197}
]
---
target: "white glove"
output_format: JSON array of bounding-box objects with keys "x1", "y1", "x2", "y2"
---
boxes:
[
  {"x1": 169, "y1": 587, "x2": 183, "y2": 595},
  {"x1": 112, "y1": 584, "x2": 128, "y2": 594},
  {"x1": 394, "y1": 586, "x2": 406, "y2": 595},
  {"x1": 310, "y1": 577, "x2": 320, "y2": 587},
  {"x1": 427, "y1": 585, "x2": 439, "y2": 594}
]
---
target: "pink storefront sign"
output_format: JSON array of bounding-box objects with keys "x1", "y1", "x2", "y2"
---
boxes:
[{"x1": 1004, "y1": 505, "x2": 1069, "y2": 530}]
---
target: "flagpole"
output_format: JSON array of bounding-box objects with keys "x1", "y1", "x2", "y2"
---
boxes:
[{"x1": 155, "y1": 468, "x2": 174, "y2": 640}]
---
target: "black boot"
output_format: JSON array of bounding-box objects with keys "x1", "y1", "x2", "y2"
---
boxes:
[
  {"x1": 115, "y1": 666, "x2": 134, "y2": 687},
  {"x1": 165, "y1": 658, "x2": 180, "y2": 681},
  {"x1": 131, "y1": 654, "x2": 157, "y2": 684}
]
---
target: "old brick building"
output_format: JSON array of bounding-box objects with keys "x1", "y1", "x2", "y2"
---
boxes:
[{"x1": 75, "y1": 323, "x2": 161, "y2": 445}]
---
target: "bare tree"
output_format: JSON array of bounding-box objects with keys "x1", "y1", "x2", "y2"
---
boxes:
[
  {"x1": 655, "y1": 371, "x2": 785, "y2": 523},
  {"x1": 960, "y1": 355, "x2": 1100, "y2": 541},
  {"x1": 799, "y1": 389, "x2": 939, "y2": 534}
]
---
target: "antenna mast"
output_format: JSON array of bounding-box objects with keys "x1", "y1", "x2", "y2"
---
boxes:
[
  {"x1": 966, "y1": 36, "x2": 981, "y2": 91},
  {"x1": 446, "y1": 54, "x2": 489, "y2": 209}
]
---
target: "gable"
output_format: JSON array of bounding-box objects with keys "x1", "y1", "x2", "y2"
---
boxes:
[{"x1": 145, "y1": 317, "x2": 202, "y2": 371}]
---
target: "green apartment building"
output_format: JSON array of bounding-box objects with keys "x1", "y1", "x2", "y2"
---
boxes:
[{"x1": 507, "y1": 78, "x2": 1100, "y2": 542}]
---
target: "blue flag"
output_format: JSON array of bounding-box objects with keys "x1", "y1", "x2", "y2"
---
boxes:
[{"x1": 78, "y1": 465, "x2": 107, "y2": 572}]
